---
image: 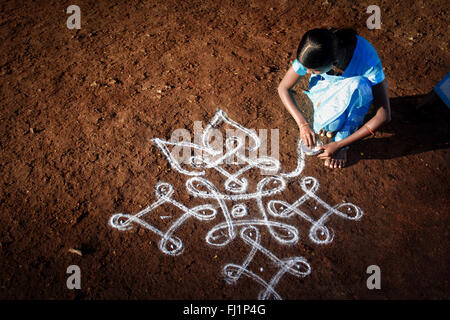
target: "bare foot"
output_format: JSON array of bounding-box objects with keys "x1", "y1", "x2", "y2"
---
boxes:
[{"x1": 324, "y1": 147, "x2": 349, "y2": 169}]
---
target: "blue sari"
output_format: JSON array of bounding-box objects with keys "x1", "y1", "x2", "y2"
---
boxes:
[{"x1": 292, "y1": 35, "x2": 386, "y2": 142}]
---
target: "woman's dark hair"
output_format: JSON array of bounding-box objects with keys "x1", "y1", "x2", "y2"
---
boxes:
[{"x1": 296, "y1": 28, "x2": 357, "y2": 69}]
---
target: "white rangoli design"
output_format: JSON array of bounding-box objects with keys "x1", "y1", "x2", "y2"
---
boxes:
[{"x1": 109, "y1": 109, "x2": 363, "y2": 299}]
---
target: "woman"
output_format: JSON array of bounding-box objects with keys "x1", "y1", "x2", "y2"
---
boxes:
[{"x1": 278, "y1": 28, "x2": 391, "y2": 168}]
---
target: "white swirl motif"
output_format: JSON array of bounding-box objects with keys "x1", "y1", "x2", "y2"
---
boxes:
[{"x1": 108, "y1": 109, "x2": 363, "y2": 299}]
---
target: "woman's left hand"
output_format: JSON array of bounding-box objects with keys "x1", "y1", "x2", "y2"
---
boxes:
[{"x1": 316, "y1": 142, "x2": 341, "y2": 160}]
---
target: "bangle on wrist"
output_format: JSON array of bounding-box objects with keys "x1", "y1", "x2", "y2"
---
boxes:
[
  {"x1": 364, "y1": 125, "x2": 375, "y2": 136},
  {"x1": 300, "y1": 123, "x2": 309, "y2": 129}
]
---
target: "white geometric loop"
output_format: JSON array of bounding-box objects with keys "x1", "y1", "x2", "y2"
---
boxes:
[{"x1": 108, "y1": 109, "x2": 363, "y2": 299}]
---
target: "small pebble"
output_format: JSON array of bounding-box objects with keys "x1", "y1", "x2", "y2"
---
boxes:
[{"x1": 68, "y1": 248, "x2": 82, "y2": 256}]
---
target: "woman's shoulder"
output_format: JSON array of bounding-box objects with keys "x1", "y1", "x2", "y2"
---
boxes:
[
  {"x1": 351, "y1": 35, "x2": 385, "y2": 84},
  {"x1": 355, "y1": 35, "x2": 381, "y2": 60}
]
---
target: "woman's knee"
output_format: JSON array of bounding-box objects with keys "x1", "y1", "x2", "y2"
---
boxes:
[{"x1": 323, "y1": 112, "x2": 347, "y2": 133}]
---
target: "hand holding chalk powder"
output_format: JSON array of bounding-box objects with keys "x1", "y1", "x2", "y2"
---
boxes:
[
  {"x1": 299, "y1": 122, "x2": 317, "y2": 149},
  {"x1": 278, "y1": 27, "x2": 391, "y2": 169},
  {"x1": 301, "y1": 138, "x2": 323, "y2": 156}
]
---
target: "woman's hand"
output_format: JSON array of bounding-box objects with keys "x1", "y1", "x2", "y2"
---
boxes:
[
  {"x1": 299, "y1": 124, "x2": 316, "y2": 148},
  {"x1": 316, "y1": 141, "x2": 341, "y2": 160}
]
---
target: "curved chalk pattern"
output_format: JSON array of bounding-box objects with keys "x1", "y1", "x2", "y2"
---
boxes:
[
  {"x1": 231, "y1": 203, "x2": 248, "y2": 218},
  {"x1": 222, "y1": 226, "x2": 311, "y2": 300},
  {"x1": 109, "y1": 181, "x2": 219, "y2": 256},
  {"x1": 108, "y1": 109, "x2": 363, "y2": 299},
  {"x1": 205, "y1": 219, "x2": 299, "y2": 247},
  {"x1": 202, "y1": 109, "x2": 261, "y2": 154}
]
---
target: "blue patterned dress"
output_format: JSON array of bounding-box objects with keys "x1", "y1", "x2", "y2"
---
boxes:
[{"x1": 292, "y1": 35, "x2": 386, "y2": 142}]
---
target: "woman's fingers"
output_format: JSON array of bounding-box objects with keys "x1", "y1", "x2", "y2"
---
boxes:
[
  {"x1": 301, "y1": 128, "x2": 317, "y2": 149},
  {"x1": 301, "y1": 135, "x2": 308, "y2": 148},
  {"x1": 317, "y1": 146, "x2": 326, "y2": 153},
  {"x1": 317, "y1": 147, "x2": 330, "y2": 159},
  {"x1": 302, "y1": 133, "x2": 311, "y2": 148},
  {"x1": 306, "y1": 135, "x2": 312, "y2": 148},
  {"x1": 308, "y1": 130, "x2": 317, "y2": 148}
]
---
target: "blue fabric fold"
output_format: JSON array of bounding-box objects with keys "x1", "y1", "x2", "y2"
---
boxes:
[{"x1": 291, "y1": 35, "x2": 385, "y2": 141}]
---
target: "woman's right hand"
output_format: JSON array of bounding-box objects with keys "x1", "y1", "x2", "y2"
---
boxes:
[{"x1": 299, "y1": 124, "x2": 316, "y2": 148}]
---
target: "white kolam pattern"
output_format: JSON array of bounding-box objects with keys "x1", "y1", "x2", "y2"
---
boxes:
[{"x1": 109, "y1": 109, "x2": 363, "y2": 299}]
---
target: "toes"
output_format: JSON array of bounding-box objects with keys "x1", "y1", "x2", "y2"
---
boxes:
[
  {"x1": 337, "y1": 158, "x2": 347, "y2": 168},
  {"x1": 325, "y1": 156, "x2": 347, "y2": 169},
  {"x1": 326, "y1": 131, "x2": 333, "y2": 138},
  {"x1": 330, "y1": 159, "x2": 343, "y2": 169},
  {"x1": 329, "y1": 159, "x2": 335, "y2": 168}
]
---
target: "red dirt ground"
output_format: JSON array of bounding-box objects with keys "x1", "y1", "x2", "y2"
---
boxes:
[{"x1": 0, "y1": 0, "x2": 449, "y2": 300}]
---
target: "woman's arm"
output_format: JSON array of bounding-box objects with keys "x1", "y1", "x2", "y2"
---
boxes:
[
  {"x1": 278, "y1": 67, "x2": 316, "y2": 147},
  {"x1": 338, "y1": 80, "x2": 390, "y2": 148},
  {"x1": 318, "y1": 80, "x2": 391, "y2": 158}
]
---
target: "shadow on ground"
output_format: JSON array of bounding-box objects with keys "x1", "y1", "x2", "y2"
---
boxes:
[{"x1": 348, "y1": 93, "x2": 450, "y2": 166}]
